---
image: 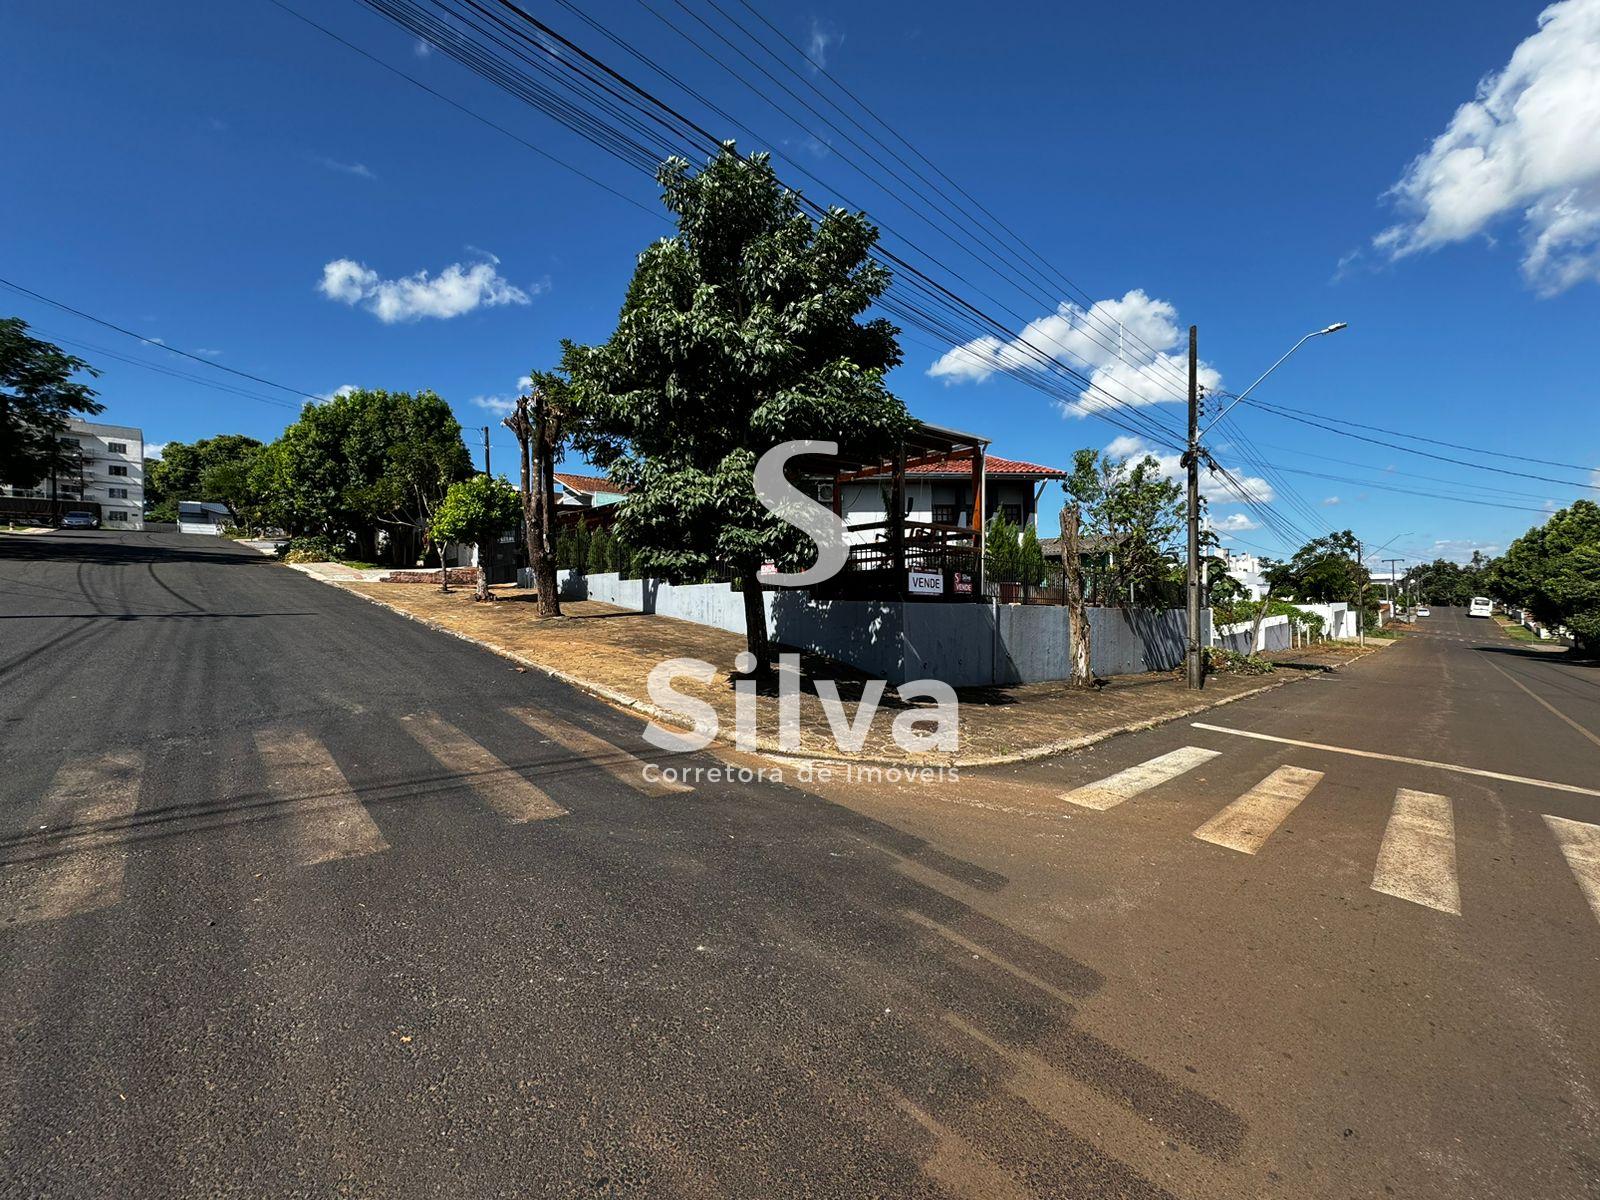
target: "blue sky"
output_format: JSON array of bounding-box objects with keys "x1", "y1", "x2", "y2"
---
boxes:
[{"x1": 5, "y1": 0, "x2": 1598, "y2": 566}]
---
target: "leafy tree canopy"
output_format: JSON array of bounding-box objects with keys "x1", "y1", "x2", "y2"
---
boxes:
[
  {"x1": 1065, "y1": 448, "x2": 1184, "y2": 605},
  {"x1": 145, "y1": 434, "x2": 264, "y2": 523},
  {"x1": 0, "y1": 318, "x2": 103, "y2": 488},
  {"x1": 260, "y1": 389, "x2": 471, "y2": 563},
  {"x1": 1486, "y1": 500, "x2": 1600, "y2": 650},
  {"x1": 1265, "y1": 531, "x2": 1368, "y2": 602},
  {"x1": 565, "y1": 146, "x2": 912, "y2": 587}
]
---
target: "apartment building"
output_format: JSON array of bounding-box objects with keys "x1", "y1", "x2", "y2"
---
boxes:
[{"x1": 2, "y1": 419, "x2": 147, "y2": 529}]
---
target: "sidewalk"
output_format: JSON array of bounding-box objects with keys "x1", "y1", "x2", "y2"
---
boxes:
[{"x1": 327, "y1": 580, "x2": 1382, "y2": 766}]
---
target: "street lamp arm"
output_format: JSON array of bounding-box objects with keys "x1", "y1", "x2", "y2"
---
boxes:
[{"x1": 1198, "y1": 323, "x2": 1346, "y2": 442}]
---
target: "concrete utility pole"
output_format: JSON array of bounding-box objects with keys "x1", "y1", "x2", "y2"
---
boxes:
[
  {"x1": 481, "y1": 426, "x2": 491, "y2": 476},
  {"x1": 1185, "y1": 324, "x2": 1204, "y2": 690},
  {"x1": 1383, "y1": 557, "x2": 1403, "y2": 610},
  {"x1": 1355, "y1": 537, "x2": 1366, "y2": 648}
]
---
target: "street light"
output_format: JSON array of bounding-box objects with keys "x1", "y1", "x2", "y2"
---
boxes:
[{"x1": 1199, "y1": 322, "x2": 1347, "y2": 440}]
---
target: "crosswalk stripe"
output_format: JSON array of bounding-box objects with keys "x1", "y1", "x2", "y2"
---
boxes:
[
  {"x1": 252, "y1": 730, "x2": 388, "y2": 866},
  {"x1": 1372, "y1": 789, "x2": 1460, "y2": 915},
  {"x1": 2, "y1": 751, "x2": 140, "y2": 926},
  {"x1": 506, "y1": 708, "x2": 692, "y2": 797},
  {"x1": 1543, "y1": 815, "x2": 1600, "y2": 927},
  {"x1": 400, "y1": 713, "x2": 567, "y2": 823},
  {"x1": 1193, "y1": 765, "x2": 1323, "y2": 854},
  {"x1": 1059, "y1": 746, "x2": 1220, "y2": 811}
]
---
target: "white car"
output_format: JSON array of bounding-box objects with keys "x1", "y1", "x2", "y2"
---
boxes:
[
  {"x1": 1468, "y1": 596, "x2": 1493, "y2": 618},
  {"x1": 1416, "y1": 607, "x2": 1430, "y2": 617}
]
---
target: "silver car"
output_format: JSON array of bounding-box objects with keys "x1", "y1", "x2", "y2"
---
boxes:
[{"x1": 58, "y1": 511, "x2": 98, "y2": 529}]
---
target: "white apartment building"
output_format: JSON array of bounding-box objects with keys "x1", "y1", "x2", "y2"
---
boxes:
[
  {"x1": 2, "y1": 419, "x2": 146, "y2": 529},
  {"x1": 1220, "y1": 548, "x2": 1268, "y2": 599}
]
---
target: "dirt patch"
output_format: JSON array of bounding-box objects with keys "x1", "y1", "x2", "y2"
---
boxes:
[{"x1": 341, "y1": 582, "x2": 1310, "y2": 765}]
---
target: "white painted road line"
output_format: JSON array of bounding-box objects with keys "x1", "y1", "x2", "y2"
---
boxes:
[
  {"x1": 2, "y1": 751, "x2": 141, "y2": 926},
  {"x1": 506, "y1": 708, "x2": 692, "y2": 797},
  {"x1": 1480, "y1": 656, "x2": 1600, "y2": 750},
  {"x1": 401, "y1": 713, "x2": 567, "y2": 823},
  {"x1": 1059, "y1": 746, "x2": 1221, "y2": 811},
  {"x1": 1372, "y1": 789, "x2": 1460, "y2": 915},
  {"x1": 1543, "y1": 815, "x2": 1600, "y2": 928},
  {"x1": 253, "y1": 730, "x2": 389, "y2": 866},
  {"x1": 1190, "y1": 722, "x2": 1600, "y2": 798},
  {"x1": 1193, "y1": 765, "x2": 1324, "y2": 855}
]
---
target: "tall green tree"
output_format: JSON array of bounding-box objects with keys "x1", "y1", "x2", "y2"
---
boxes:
[
  {"x1": 565, "y1": 147, "x2": 912, "y2": 674},
  {"x1": 431, "y1": 474, "x2": 522, "y2": 600},
  {"x1": 1065, "y1": 448, "x2": 1184, "y2": 606},
  {"x1": 0, "y1": 318, "x2": 103, "y2": 490},
  {"x1": 145, "y1": 434, "x2": 264, "y2": 524},
  {"x1": 1486, "y1": 500, "x2": 1600, "y2": 651},
  {"x1": 261, "y1": 389, "x2": 471, "y2": 563},
  {"x1": 1266, "y1": 531, "x2": 1368, "y2": 605}
]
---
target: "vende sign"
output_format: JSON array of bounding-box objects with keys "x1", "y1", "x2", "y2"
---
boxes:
[
  {"x1": 907, "y1": 570, "x2": 944, "y2": 596},
  {"x1": 952, "y1": 572, "x2": 973, "y2": 594}
]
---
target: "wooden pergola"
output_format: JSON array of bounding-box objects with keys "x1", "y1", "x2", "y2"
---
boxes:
[{"x1": 820, "y1": 421, "x2": 991, "y2": 599}]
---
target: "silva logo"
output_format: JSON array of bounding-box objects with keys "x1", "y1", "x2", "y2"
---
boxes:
[{"x1": 751, "y1": 440, "x2": 848, "y2": 587}]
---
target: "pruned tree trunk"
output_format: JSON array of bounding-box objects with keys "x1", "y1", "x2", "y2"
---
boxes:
[
  {"x1": 437, "y1": 541, "x2": 450, "y2": 593},
  {"x1": 1060, "y1": 505, "x2": 1093, "y2": 686},
  {"x1": 1249, "y1": 583, "x2": 1276, "y2": 654},
  {"x1": 474, "y1": 548, "x2": 491, "y2": 602},
  {"x1": 505, "y1": 395, "x2": 561, "y2": 616},
  {"x1": 738, "y1": 561, "x2": 772, "y2": 679}
]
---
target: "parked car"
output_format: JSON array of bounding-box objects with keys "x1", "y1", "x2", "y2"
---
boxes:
[
  {"x1": 58, "y1": 510, "x2": 98, "y2": 529},
  {"x1": 1468, "y1": 596, "x2": 1493, "y2": 618},
  {"x1": 1416, "y1": 606, "x2": 1430, "y2": 617}
]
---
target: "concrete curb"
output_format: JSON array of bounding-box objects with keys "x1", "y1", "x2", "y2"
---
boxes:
[{"x1": 304, "y1": 572, "x2": 1353, "y2": 770}]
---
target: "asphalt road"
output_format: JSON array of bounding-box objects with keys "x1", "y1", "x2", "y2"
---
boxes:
[{"x1": 2, "y1": 531, "x2": 1597, "y2": 1199}]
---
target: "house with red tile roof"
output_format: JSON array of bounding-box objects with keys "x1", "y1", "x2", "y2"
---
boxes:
[{"x1": 554, "y1": 471, "x2": 629, "y2": 509}]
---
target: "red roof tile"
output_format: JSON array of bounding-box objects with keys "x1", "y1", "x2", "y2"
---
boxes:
[
  {"x1": 855, "y1": 452, "x2": 1066, "y2": 479},
  {"x1": 554, "y1": 471, "x2": 629, "y2": 495}
]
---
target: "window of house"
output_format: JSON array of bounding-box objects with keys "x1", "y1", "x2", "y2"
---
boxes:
[
  {"x1": 1001, "y1": 503, "x2": 1023, "y2": 525},
  {"x1": 107, "y1": 510, "x2": 128, "y2": 522},
  {"x1": 60, "y1": 437, "x2": 80, "y2": 447},
  {"x1": 108, "y1": 487, "x2": 128, "y2": 499},
  {"x1": 107, "y1": 441, "x2": 127, "y2": 454},
  {"x1": 108, "y1": 465, "x2": 128, "y2": 477},
  {"x1": 932, "y1": 504, "x2": 955, "y2": 525}
]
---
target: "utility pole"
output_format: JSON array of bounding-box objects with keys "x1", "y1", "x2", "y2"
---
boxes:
[
  {"x1": 1383, "y1": 557, "x2": 1402, "y2": 612},
  {"x1": 481, "y1": 426, "x2": 491, "y2": 476},
  {"x1": 1355, "y1": 536, "x2": 1366, "y2": 648},
  {"x1": 1185, "y1": 324, "x2": 1203, "y2": 689}
]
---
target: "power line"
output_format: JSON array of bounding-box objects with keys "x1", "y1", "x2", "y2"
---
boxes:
[
  {"x1": 0, "y1": 276, "x2": 323, "y2": 402},
  {"x1": 319, "y1": 0, "x2": 1193, "y2": 451},
  {"x1": 1244, "y1": 395, "x2": 1597, "y2": 474},
  {"x1": 1242, "y1": 398, "x2": 1600, "y2": 493}
]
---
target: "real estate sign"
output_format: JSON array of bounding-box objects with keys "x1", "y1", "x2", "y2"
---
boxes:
[{"x1": 908, "y1": 570, "x2": 944, "y2": 596}]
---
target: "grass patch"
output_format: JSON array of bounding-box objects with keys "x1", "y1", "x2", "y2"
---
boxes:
[{"x1": 336, "y1": 559, "x2": 383, "y2": 571}]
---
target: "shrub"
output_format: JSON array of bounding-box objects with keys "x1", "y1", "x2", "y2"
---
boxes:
[
  {"x1": 1204, "y1": 647, "x2": 1274, "y2": 675},
  {"x1": 278, "y1": 534, "x2": 338, "y2": 563}
]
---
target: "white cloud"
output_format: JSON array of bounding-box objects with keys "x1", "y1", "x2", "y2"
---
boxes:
[
  {"x1": 1373, "y1": 0, "x2": 1600, "y2": 294},
  {"x1": 928, "y1": 289, "x2": 1221, "y2": 418},
  {"x1": 194, "y1": 348, "x2": 223, "y2": 358},
  {"x1": 468, "y1": 375, "x2": 534, "y2": 418},
  {"x1": 316, "y1": 156, "x2": 377, "y2": 180},
  {"x1": 1209, "y1": 512, "x2": 1261, "y2": 533},
  {"x1": 1321, "y1": 495, "x2": 1342, "y2": 506},
  {"x1": 1103, "y1": 434, "x2": 1275, "y2": 506},
  {"x1": 145, "y1": 442, "x2": 167, "y2": 461},
  {"x1": 806, "y1": 19, "x2": 841, "y2": 69},
  {"x1": 316, "y1": 256, "x2": 534, "y2": 323},
  {"x1": 317, "y1": 384, "x2": 359, "y2": 403},
  {"x1": 413, "y1": 38, "x2": 433, "y2": 58}
]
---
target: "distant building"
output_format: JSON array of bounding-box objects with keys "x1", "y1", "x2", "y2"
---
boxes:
[
  {"x1": 1220, "y1": 548, "x2": 1268, "y2": 600},
  {"x1": 0, "y1": 418, "x2": 145, "y2": 530},
  {"x1": 555, "y1": 472, "x2": 629, "y2": 508},
  {"x1": 178, "y1": 500, "x2": 233, "y2": 535}
]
